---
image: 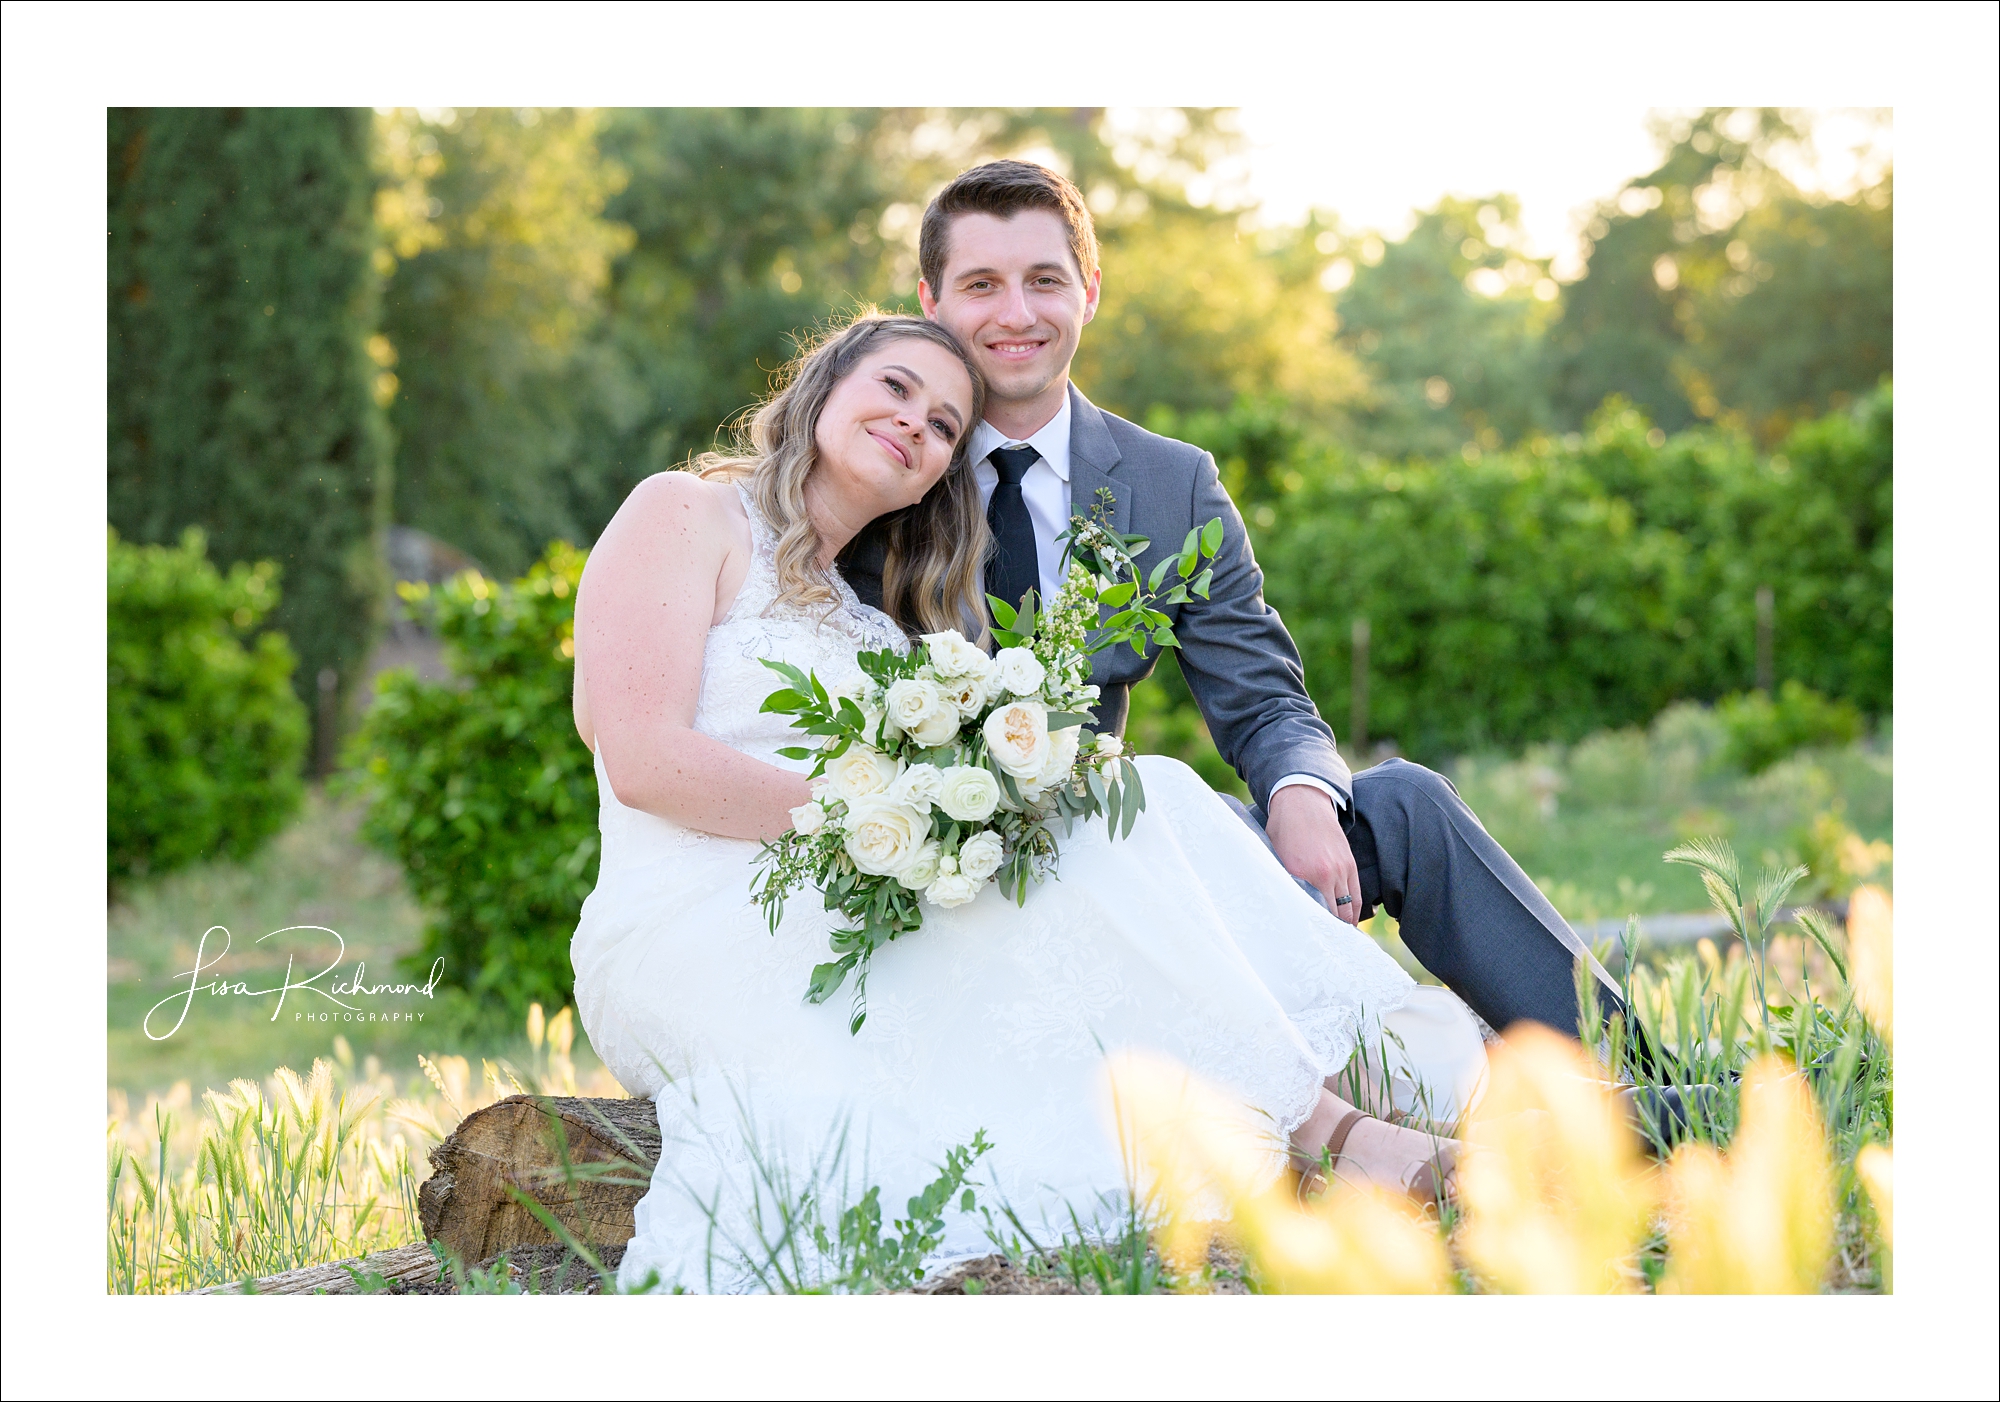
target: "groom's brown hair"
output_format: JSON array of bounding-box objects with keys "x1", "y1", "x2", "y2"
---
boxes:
[{"x1": 919, "y1": 160, "x2": 1100, "y2": 295}]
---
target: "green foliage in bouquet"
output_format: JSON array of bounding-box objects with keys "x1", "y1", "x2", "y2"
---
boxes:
[
  {"x1": 755, "y1": 496, "x2": 1222, "y2": 1034},
  {"x1": 109, "y1": 527, "x2": 309, "y2": 890},
  {"x1": 342, "y1": 544, "x2": 595, "y2": 1020}
]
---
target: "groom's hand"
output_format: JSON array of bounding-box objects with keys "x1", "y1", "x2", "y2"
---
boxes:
[{"x1": 1267, "y1": 785, "x2": 1362, "y2": 925}]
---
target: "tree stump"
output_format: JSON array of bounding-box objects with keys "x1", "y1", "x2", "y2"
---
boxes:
[{"x1": 418, "y1": 1095, "x2": 659, "y2": 1266}]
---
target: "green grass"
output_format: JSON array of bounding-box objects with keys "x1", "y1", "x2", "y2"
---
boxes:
[
  {"x1": 108, "y1": 785, "x2": 610, "y2": 1100},
  {"x1": 1448, "y1": 703, "x2": 1891, "y2": 923},
  {"x1": 1132, "y1": 665, "x2": 1891, "y2": 927},
  {"x1": 109, "y1": 787, "x2": 447, "y2": 1096}
]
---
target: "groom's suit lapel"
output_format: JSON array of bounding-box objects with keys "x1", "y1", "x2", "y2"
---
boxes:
[{"x1": 1066, "y1": 384, "x2": 1130, "y2": 538}]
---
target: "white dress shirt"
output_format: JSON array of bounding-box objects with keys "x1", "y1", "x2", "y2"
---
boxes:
[{"x1": 970, "y1": 387, "x2": 1342, "y2": 812}]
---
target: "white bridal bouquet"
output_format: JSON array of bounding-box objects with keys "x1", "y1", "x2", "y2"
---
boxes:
[{"x1": 754, "y1": 492, "x2": 1225, "y2": 1032}]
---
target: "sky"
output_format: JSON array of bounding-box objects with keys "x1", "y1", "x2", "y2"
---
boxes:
[{"x1": 1211, "y1": 105, "x2": 1891, "y2": 280}]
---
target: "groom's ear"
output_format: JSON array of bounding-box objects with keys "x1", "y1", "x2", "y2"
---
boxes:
[
  {"x1": 1080, "y1": 268, "x2": 1102, "y2": 326},
  {"x1": 917, "y1": 279, "x2": 940, "y2": 321}
]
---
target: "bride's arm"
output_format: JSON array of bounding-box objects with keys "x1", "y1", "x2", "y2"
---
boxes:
[{"x1": 573, "y1": 473, "x2": 811, "y2": 840}]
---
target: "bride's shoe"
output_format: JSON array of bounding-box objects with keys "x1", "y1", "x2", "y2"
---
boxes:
[{"x1": 1306, "y1": 1108, "x2": 1460, "y2": 1207}]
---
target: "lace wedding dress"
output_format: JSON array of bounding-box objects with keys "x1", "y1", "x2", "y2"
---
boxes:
[{"x1": 572, "y1": 487, "x2": 1486, "y2": 1292}]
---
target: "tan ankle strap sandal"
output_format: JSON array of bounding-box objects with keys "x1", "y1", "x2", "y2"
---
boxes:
[{"x1": 1320, "y1": 1107, "x2": 1455, "y2": 1207}]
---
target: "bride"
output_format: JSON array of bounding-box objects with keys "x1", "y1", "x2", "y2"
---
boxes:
[{"x1": 570, "y1": 312, "x2": 1487, "y2": 1291}]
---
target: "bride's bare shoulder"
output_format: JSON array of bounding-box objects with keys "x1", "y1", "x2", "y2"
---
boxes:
[{"x1": 605, "y1": 470, "x2": 751, "y2": 553}]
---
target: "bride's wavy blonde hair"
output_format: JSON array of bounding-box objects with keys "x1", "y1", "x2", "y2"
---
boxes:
[{"x1": 694, "y1": 312, "x2": 989, "y2": 638}]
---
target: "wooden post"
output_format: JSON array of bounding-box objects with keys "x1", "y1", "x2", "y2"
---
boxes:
[
  {"x1": 314, "y1": 667, "x2": 340, "y2": 776},
  {"x1": 1755, "y1": 586, "x2": 1774, "y2": 694},
  {"x1": 1351, "y1": 616, "x2": 1370, "y2": 754}
]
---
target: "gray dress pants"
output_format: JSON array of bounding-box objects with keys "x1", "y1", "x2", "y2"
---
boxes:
[{"x1": 1226, "y1": 759, "x2": 1624, "y2": 1039}]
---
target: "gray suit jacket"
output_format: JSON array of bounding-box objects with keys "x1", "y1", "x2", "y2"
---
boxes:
[{"x1": 840, "y1": 384, "x2": 1351, "y2": 811}]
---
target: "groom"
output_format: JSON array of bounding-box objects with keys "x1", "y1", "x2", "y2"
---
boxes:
[{"x1": 841, "y1": 159, "x2": 1624, "y2": 1042}]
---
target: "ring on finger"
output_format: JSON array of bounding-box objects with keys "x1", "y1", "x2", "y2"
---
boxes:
[{"x1": 1334, "y1": 894, "x2": 1355, "y2": 907}]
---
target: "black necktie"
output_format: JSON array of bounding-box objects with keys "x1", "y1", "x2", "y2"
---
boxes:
[{"x1": 985, "y1": 445, "x2": 1042, "y2": 620}]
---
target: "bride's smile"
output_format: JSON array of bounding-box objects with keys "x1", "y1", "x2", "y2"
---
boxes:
[{"x1": 804, "y1": 343, "x2": 974, "y2": 563}]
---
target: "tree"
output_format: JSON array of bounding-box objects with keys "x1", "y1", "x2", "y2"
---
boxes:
[
  {"x1": 109, "y1": 107, "x2": 392, "y2": 768},
  {"x1": 375, "y1": 108, "x2": 635, "y2": 575},
  {"x1": 581, "y1": 107, "x2": 919, "y2": 523},
  {"x1": 1549, "y1": 108, "x2": 1891, "y2": 443},
  {"x1": 1326, "y1": 195, "x2": 1559, "y2": 460}
]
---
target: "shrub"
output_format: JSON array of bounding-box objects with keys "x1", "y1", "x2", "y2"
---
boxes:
[
  {"x1": 343, "y1": 544, "x2": 595, "y2": 1019},
  {"x1": 1718, "y1": 681, "x2": 1864, "y2": 774},
  {"x1": 108, "y1": 526, "x2": 308, "y2": 889},
  {"x1": 1173, "y1": 385, "x2": 1892, "y2": 762}
]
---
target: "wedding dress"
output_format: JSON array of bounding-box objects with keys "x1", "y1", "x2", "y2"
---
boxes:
[{"x1": 572, "y1": 487, "x2": 1487, "y2": 1292}]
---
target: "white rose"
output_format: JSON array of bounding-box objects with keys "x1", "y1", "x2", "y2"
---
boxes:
[
  {"x1": 842, "y1": 796, "x2": 931, "y2": 878},
  {"x1": 851, "y1": 698, "x2": 898, "y2": 746},
  {"x1": 789, "y1": 800, "x2": 827, "y2": 836},
  {"x1": 936, "y1": 765, "x2": 1001, "y2": 823},
  {"x1": 1035, "y1": 722, "x2": 1081, "y2": 789},
  {"x1": 982, "y1": 699, "x2": 1051, "y2": 780},
  {"x1": 956, "y1": 830, "x2": 1006, "y2": 884},
  {"x1": 925, "y1": 866, "x2": 983, "y2": 909},
  {"x1": 885, "y1": 677, "x2": 961, "y2": 748},
  {"x1": 823, "y1": 670, "x2": 871, "y2": 704},
  {"x1": 897, "y1": 839, "x2": 942, "y2": 891},
  {"x1": 993, "y1": 647, "x2": 1047, "y2": 697},
  {"x1": 1093, "y1": 732, "x2": 1123, "y2": 759},
  {"x1": 939, "y1": 671, "x2": 992, "y2": 720},
  {"x1": 921, "y1": 629, "x2": 991, "y2": 680},
  {"x1": 825, "y1": 747, "x2": 901, "y2": 804},
  {"x1": 887, "y1": 762, "x2": 945, "y2": 811}
]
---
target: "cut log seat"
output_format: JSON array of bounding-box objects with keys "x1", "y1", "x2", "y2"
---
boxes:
[
  {"x1": 418, "y1": 1095, "x2": 659, "y2": 1264},
  {"x1": 185, "y1": 1097, "x2": 656, "y2": 1295}
]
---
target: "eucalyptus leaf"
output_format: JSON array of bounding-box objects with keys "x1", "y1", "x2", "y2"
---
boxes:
[
  {"x1": 1123, "y1": 757, "x2": 1146, "y2": 812},
  {"x1": 807, "y1": 954, "x2": 857, "y2": 1004},
  {"x1": 760, "y1": 658, "x2": 812, "y2": 689}
]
